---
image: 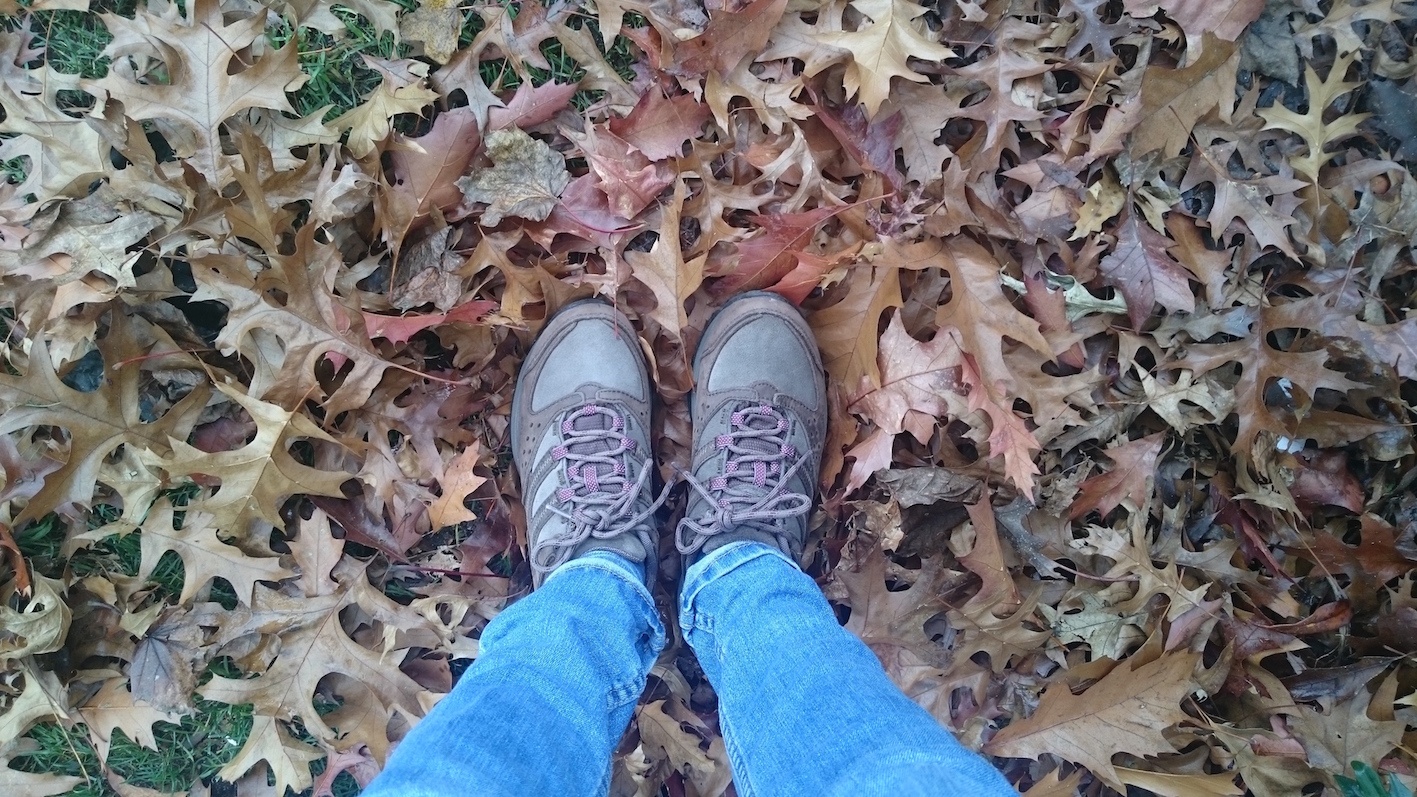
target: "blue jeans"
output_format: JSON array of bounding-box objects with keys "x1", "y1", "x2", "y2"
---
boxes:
[{"x1": 364, "y1": 542, "x2": 1015, "y2": 796}]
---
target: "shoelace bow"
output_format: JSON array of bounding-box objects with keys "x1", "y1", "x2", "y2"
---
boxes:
[
  {"x1": 676, "y1": 404, "x2": 811, "y2": 554},
  {"x1": 531, "y1": 404, "x2": 668, "y2": 576}
]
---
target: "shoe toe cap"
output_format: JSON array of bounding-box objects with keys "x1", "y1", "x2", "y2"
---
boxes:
[
  {"x1": 704, "y1": 301, "x2": 823, "y2": 409},
  {"x1": 530, "y1": 310, "x2": 647, "y2": 411}
]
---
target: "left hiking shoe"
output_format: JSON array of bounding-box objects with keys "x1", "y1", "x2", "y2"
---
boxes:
[{"x1": 510, "y1": 300, "x2": 666, "y2": 587}]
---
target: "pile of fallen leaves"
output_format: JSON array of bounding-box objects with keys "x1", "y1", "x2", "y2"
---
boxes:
[{"x1": 1, "y1": 0, "x2": 1416, "y2": 793}]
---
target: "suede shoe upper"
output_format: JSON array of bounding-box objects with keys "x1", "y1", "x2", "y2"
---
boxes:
[
  {"x1": 511, "y1": 300, "x2": 665, "y2": 586},
  {"x1": 676, "y1": 292, "x2": 827, "y2": 563}
]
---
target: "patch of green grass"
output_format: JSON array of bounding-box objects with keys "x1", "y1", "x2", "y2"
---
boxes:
[
  {"x1": 2, "y1": 154, "x2": 28, "y2": 185},
  {"x1": 19, "y1": 486, "x2": 236, "y2": 608},
  {"x1": 21, "y1": 0, "x2": 137, "y2": 79},
  {"x1": 266, "y1": 8, "x2": 406, "y2": 121},
  {"x1": 11, "y1": 722, "x2": 108, "y2": 797},
  {"x1": 470, "y1": 9, "x2": 640, "y2": 111},
  {"x1": 13, "y1": 696, "x2": 254, "y2": 796},
  {"x1": 14, "y1": 512, "x2": 67, "y2": 579}
]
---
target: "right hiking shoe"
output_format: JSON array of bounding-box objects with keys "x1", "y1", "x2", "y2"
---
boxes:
[
  {"x1": 510, "y1": 300, "x2": 666, "y2": 587},
  {"x1": 676, "y1": 291, "x2": 827, "y2": 564}
]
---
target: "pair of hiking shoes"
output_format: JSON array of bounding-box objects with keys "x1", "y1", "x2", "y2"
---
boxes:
[{"x1": 508, "y1": 292, "x2": 827, "y2": 587}]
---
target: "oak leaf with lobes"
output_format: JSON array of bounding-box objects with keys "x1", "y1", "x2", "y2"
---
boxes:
[
  {"x1": 986, "y1": 651, "x2": 1201, "y2": 790},
  {"x1": 86, "y1": 0, "x2": 307, "y2": 185},
  {"x1": 812, "y1": 0, "x2": 956, "y2": 116}
]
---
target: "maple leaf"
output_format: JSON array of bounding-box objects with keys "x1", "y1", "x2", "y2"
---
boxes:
[
  {"x1": 87, "y1": 0, "x2": 308, "y2": 185},
  {"x1": 1098, "y1": 210, "x2": 1196, "y2": 328},
  {"x1": 986, "y1": 651, "x2": 1201, "y2": 790},
  {"x1": 813, "y1": 0, "x2": 955, "y2": 116},
  {"x1": 457, "y1": 127, "x2": 571, "y2": 225}
]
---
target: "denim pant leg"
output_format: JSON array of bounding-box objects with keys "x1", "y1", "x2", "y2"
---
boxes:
[
  {"x1": 679, "y1": 542, "x2": 1016, "y2": 797},
  {"x1": 364, "y1": 552, "x2": 665, "y2": 797}
]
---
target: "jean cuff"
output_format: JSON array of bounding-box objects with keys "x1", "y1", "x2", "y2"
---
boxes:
[
  {"x1": 679, "y1": 541, "x2": 796, "y2": 621},
  {"x1": 546, "y1": 551, "x2": 650, "y2": 596}
]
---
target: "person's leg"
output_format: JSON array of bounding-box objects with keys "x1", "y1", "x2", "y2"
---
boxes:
[
  {"x1": 680, "y1": 541, "x2": 1015, "y2": 797},
  {"x1": 368, "y1": 300, "x2": 670, "y2": 796},
  {"x1": 364, "y1": 551, "x2": 664, "y2": 797},
  {"x1": 674, "y1": 293, "x2": 1014, "y2": 796}
]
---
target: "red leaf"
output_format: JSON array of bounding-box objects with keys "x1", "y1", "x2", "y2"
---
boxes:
[
  {"x1": 1098, "y1": 210, "x2": 1195, "y2": 328},
  {"x1": 608, "y1": 89, "x2": 710, "y2": 161},
  {"x1": 363, "y1": 300, "x2": 497, "y2": 344},
  {"x1": 487, "y1": 81, "x2": 578, "y2": 131},
  {"x1": 1067, "y1": 432, "x2": 1166, "y2": 520},
  {"x1": 724, "y1": 206, "x2": 838, "y2": 294},
  {"x1": 668, "y1": 0, "x2": 789, "y2": 78},
  {"x1": 813, "y1": 102, "x2": 904, "y2": 193}
]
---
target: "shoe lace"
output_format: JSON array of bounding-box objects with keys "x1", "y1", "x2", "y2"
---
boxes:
[
  {"x1": 676, "y1": 404, "x2": 812, "y2": 555},
  {"x1": 531, "y1": 404, "x2": 668, "y2": 578}
]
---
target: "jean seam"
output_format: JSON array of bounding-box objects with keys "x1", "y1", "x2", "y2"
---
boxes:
[{"x1": 717, "y1": 691, "x2": 757, "y2": 797}]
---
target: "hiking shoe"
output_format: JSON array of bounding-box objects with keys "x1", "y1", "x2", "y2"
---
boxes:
[
  {"x1": 511, "y1": 300, "x2": 667, "y2": 587},
  {"x1": 676, "y1": 292, "x2": 827, "y2": 564}
]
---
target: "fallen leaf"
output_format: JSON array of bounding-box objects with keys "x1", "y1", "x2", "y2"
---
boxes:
[
  {"x1": 457, "y1": 127, "x2": 571, "y2": 225},
  {"x1": 986, "y1": 651, "x2": 1201, "y2": 790}
]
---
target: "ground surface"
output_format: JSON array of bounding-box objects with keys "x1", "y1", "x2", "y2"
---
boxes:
[{"x1": 1, "y1": 0, "x2": 1416, "y2": 795}]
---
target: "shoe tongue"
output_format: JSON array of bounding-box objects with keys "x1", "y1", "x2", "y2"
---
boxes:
[
  {"x1": 565, "y1": 408, "x2": 619, "y2": 462},
  {"x1": 733, "y1": 405, "x2": 782, "y2": 458}
]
